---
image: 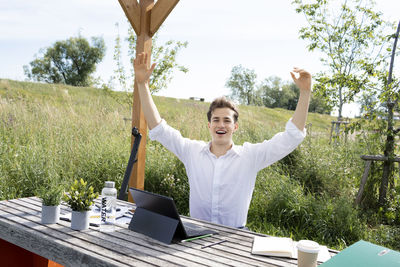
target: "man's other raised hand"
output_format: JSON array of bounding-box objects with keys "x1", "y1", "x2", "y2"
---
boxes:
[{"x1": 134, "y1": 52, "x2": 156, "y2": 84}]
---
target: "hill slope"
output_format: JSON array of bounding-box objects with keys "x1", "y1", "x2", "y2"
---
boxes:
[{"x1": 4, "y1": 79, "x2": 399, "y2": 251}]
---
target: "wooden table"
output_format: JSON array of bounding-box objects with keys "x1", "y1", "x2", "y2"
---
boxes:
[{"x1": 0, "y1": 197, "x2": 337, "y2": 266}]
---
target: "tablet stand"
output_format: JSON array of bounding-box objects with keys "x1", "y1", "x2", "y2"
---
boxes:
[
  {"x1": 128, "y1": 207, "x2": 179, "y2": 244},
  {"x1": 118, "y1": 127, "x2": 141, "y2": 200}
]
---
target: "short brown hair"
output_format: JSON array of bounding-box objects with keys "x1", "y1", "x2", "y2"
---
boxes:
[{"x1": 207, "y1": 96, "x2": 239, "y2": 122}]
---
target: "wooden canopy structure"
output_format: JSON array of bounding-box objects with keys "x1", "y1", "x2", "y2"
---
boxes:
[{"x1": 117, "y1": 0, "x2": 179, "y2": 201}]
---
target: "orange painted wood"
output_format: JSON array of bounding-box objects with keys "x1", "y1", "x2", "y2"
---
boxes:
[
  {"x1": 0, "y1": 238, "x2": 63, "y2": 267},
  {"x1": 118, "y1": 0, "x2": 141, "y2": 35},
  {"x1": 150, "y1": 0, "x2": 179, "y2": 36}
]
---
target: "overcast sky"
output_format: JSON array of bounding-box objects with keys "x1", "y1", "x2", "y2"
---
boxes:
[{"x1": 1, "y1": 0, "x2": 399, "y2": 117}]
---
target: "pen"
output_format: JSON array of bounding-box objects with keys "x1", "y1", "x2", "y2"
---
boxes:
[
  {"x1": 59, "y1": 217, "x2": 100, "y2": 227},
  {"x1": 201, "y1": 239, "x2": 227, "y2": 249},
  {"x1": 181, "y1": 234, "x2": 213, "y2": 243}
]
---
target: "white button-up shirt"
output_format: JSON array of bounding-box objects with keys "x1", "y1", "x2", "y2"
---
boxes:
[{"x1": 149, "y1": 119, "x2": 306, "y2": 228}]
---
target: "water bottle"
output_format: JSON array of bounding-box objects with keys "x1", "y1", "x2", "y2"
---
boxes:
[{"x1": 100, "y1": 181, "x2": 117, "y2": 232}]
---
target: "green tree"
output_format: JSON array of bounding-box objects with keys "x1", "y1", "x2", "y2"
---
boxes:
[
  {"x1": 258, "y1": 76, "x2": 332, "y2": 113},
  {"x1": 113, "y1": 25, "x2": 188, "y2": 94},
  {"x1": 112, "y1": 23, "x2": 127, "y2": 91},
  {"x1": 378, "y1": 21, "x2": 400, "y2": 206},
  {"x1": 339, "y1": 20, "x2": 399, "y2": 207},
  {"x1": 227, "y1": 66, "x2": 331, "y2": 113},
  {"x1": 24, "y1": 36, "x2": 105, "y2": 86},
  {"x1": 293, "y1": 0, "x2": 394, "y2": 120},
  {"x1": 226, "y1": 65, "x2": 259, "y2": 105},
  {"x1": 258, "y1": 76, "x2": 297, "y2": 109}
]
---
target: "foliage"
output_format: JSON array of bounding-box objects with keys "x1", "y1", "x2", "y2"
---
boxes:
[
  {"x1": 111, "y1": 23, "x2": 188, "y2": 96},
  {"x1": 36, "y1": 178, "x2": 65, "y2": 206},
  {"x1": 226, "y1": 65, "x2": 258, "y2": 105},
  {"x1": 258, "y1": 76, "x2": 332, "y2": 114},
  {"x1": 293, "y1": 0, "x2": 394, "y2": 119},
  {"x1": 24, "y1": 35, "x2": 105, "y2": 87},
  {"x1": 145, "y1": 143, "x2": 190, "y2": 215},
  {"x1": 227, "y1": 67, "x2": 331, "y2": 113},
  {"x1": 258, "y1": 76, "x2": 297, "y2": 109},
  {"x1": 63, "y1": 179, "x2": 99, "y2": 211}
]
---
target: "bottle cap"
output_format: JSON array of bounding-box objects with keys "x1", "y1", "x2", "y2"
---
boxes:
[{"x1": 105, "y1": 181, "x2": 115, "y2": 188}]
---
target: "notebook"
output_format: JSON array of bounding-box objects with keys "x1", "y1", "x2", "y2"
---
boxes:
[
  {"x1": 129, "y1": 188, "x2": 217, "y2": 244},
  {"x1": 320, "y1": 240, "x2": 400, "y2": 267},
  {"x1": 252, "y1": 236, "x2": 331, "y2": 262}
]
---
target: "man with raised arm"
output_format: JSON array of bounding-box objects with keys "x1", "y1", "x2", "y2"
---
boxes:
[{"x1": 134, "y1": 52, "x2": 311, "y2": 228}]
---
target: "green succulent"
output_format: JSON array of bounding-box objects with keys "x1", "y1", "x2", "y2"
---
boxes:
[{"x1": 63, "y1": 179, "x2": 99, "y2": 211}]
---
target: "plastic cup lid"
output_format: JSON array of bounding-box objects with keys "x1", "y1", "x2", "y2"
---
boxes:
[{"x1": 297, "y1": 240, "x2": 320, "y2": 253}]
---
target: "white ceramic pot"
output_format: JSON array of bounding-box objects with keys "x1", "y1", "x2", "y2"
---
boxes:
[
  {"x1": 41, "y1": 205, "x2": 60, "y2": 224},
  {"x1": 71, "y1": 210, "x2": 90, "y2": 230}
]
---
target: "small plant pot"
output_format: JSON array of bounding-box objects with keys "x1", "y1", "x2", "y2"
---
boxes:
[
  {"x1": 41, "y1": 205, "x2": 60, "y2": 224},
  {"x1": 71, "y1": 210, "x2": 90, "y2": 230}
]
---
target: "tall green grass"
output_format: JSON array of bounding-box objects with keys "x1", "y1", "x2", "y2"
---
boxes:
[{"x1": 1, "y1": 79, "x2": 399, "y2": 251}]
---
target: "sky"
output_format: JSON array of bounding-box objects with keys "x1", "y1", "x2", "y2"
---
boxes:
[{"x1": 1, "y1": 0, "x2": 399, "y2": 118}]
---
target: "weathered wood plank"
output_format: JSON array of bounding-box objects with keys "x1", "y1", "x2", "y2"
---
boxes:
[
  {"x1": 6, "y1": 199, "x2": 220, "y2": 267},
  {"x1": 3, "y1": 197, "x2": 337, "y2": 267},
  {"x1": 0, "y1": 206, "x2": 132, "y2": 267},
  {"x1": 1, "y1": 200, "x2": 177, "y2": 267},
  {"x1": 13, "y1": 199, "x2": 238, "y2": 266},
  {"x1": 114, "y1": 230, "x2": 257, "y2": 267},
  {"x1": 192, "y1": 237, "x2": 297, "y2": 267}
]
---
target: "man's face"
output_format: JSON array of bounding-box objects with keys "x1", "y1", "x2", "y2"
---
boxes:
[{"x1": 208, "y1": 107, "x2": 238, "y2": 146}]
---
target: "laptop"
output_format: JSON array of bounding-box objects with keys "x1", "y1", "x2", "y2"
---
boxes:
[{"x1": 128, "y1": 188, "x2": 217, "y2": 244}]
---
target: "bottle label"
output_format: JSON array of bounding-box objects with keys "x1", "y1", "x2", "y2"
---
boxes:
[
  {"x1": 101, "y1": 197, "x2": 107, "y2": 223},
  {"x1": 101, "y1": 196, "x2": 116, "y2": 224}
]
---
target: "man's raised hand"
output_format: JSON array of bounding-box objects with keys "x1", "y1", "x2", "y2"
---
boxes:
[
  {"x1": 134, "y1": 52, "x2": 156, "y2": 84},
  {"x1": 290, "y1": 67, "x2": 312, "y2": 92}
]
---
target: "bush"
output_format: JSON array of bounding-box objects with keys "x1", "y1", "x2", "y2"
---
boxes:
[{"x1": 144, "y1": 141, "x2": 189, "y2": 215}]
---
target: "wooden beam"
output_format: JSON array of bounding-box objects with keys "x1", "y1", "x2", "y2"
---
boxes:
[
  {"x1": 127, "y1": 0, "x2": 154, "y2": 202},
  {"x1": 117, "y1": 0, "x2": 179, "y2": 202},
  {"x1": 118, "y1": 0, "x2": 141, "y2": 35},
  {"x1": 150, "y1": 0, "x2": 179, "y2": 36},
  {"x1": 355, "y1": 161, "x2": 372, "y2": 205}
]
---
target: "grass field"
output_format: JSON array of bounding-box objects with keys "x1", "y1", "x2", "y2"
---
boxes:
[{"x1": 1, "y1": 78, "x2": 399, "y2": 251}]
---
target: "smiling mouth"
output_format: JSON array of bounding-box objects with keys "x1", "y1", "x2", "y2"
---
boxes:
[{"x1": 216, "y1": 130, "x2": 227, "y2": 135}]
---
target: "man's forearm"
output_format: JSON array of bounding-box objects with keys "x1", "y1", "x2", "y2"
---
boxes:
[
  {"x1": 291, "y1": 90, "x2": 311, "y2": 131},
  {"x1": 137, "y1": 82, "x2": 162, "y2": 130}
]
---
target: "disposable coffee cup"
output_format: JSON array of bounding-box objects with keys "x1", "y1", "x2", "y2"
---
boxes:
[{"x1": 297, "y1": 240, "x2": 320, "y2": 267}]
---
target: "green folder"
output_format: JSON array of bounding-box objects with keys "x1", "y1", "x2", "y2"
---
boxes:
[{"x1": 320, "y1": 240, "x2": 400, "y2": 267}]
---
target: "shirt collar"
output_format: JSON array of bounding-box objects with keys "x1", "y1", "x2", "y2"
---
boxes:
[{"x1": 201, "y1": 141, "x2": 240, "y2": 156}]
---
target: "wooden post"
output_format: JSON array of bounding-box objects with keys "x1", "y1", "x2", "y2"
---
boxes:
[
  {"x1": 118, "y1": 0, "x2": 179, "y2": 202},
  {"x1": 355, "y1": 160, "x2": 372, "y2": 205},
  {"x1": 356, "y1": 155, "x2": 400, "y2": 205}
]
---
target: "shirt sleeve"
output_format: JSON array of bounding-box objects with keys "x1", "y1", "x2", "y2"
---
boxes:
[
  {"x1": 245, "y1": 119, "x2": 306, "y2": 171},
  {"x1": 148, "y1": 119, "x2": 190, "y2": 164}
]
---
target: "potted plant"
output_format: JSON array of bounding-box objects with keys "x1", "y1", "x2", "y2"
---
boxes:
[
  {"x1": 63, "y1": 178, "x2": 98, "y2": 230},
  {"x1": 36, "y1": 180, "x2": 64, "y2": 224}
]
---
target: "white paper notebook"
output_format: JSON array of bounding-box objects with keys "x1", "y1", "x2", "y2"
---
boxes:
[{"x1": 251, "y1": 236, "x2": 331, "y2": 262}]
